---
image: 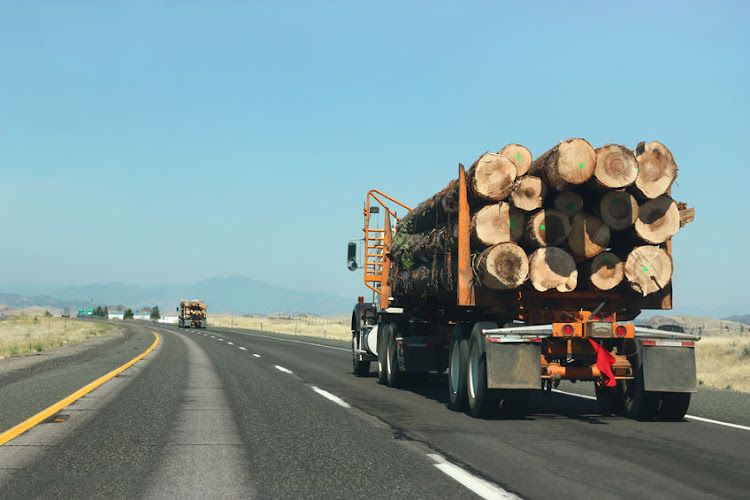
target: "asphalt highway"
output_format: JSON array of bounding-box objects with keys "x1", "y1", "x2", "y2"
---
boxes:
[{"x1": 1, "y1": 322, "x2": 748, "y2": 499}]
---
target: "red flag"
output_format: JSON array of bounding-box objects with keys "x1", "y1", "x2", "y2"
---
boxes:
[{"x1": 588, "y1": 338, "x2": 617, "y2": 387}]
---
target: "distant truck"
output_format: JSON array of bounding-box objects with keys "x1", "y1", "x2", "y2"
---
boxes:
[
  {"x1": 62, "y1": 308, "x2": 70, "y2": 318},
  {"x1": 178, "y1": 300, "x2": 207, "y2": 328}
]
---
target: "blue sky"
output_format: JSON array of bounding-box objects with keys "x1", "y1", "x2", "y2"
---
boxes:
[{"x1": 1, "y1": 1, "x2": 748, "y2": 312}]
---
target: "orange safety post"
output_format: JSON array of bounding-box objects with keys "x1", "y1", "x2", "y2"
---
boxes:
[
  {"x1": 457, "y1": 163, "x2": 475, "y2": 306},
  {"x1": 379, "y1": 210, "x2": 393, "y2": 310}
]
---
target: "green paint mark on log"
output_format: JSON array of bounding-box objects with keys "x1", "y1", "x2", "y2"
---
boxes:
[
  {"x1": 515, "y1": 153, "x2": 522, "y2": 161},
  {"x1": 643, "y1": 266, "x2": 649, "y2": 273},
  {"x1": 603, "y1": 256, "x2": 610, "y2": 263},
  {"x1": 579, "y1": 162, "x2": 584, "y2": 169},
  {"x1": 567, "y1": 203, "x2": 576, "y2": 211},
  {"x1": 539, "y1": 224, "x2": 546, "y2": 231}
]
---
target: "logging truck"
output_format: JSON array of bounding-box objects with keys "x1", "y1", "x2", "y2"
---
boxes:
[
  {"x1": 348, "y1": 142, "x2": 698, "y2": 420},
  {"x1": 178, "y1": 300, "x2": 207, "y2": 329}
]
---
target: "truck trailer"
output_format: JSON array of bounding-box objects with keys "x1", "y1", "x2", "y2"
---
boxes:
[
  {"x1": 178, "y1": 300, "x2": 207, "y2": 329},
  {"x1": 348, "y1": 165, "x2": 698, "y2": 420}
]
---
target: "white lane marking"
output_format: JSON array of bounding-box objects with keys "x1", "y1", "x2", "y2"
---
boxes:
[
  {"x1": 228, "y1": 330, "x2": 349, "y2": 352},
  {"x1": 253, "y1": 354, "x2": 261, "y2": 358},
  {"x1": 210, "y1": 336, "x2": 216, "y2": 339},
  {"x1": 311, "y1": 386, "x2": 351, "y2": 408},
  {"x1": 217, "y1": 338, "x2": 224, "y2": 342},
  {"x1": 275, "y1": 365, "x2": 293, "y2": 374},
  {"x1": 227, "y1": 342, "x2": 234, "y2": 345},
  {"x1": 684, "y1": 415, "x2": 750, "y2": 431},
  {"x1": 427, "y1": 454, "x2": 518, "y2": 500},
  {"x1": 554, "y1": 390, "x2": 750, "y2": 431},
  {"x1": 238, "y1": 346, "x2": 247, "y2": 351}
]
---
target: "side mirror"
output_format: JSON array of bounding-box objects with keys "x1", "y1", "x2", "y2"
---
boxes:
[{"x1": 347, "y1": 242, "x2": 358, "y2": 271}]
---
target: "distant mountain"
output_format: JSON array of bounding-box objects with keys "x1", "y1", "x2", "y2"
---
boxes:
[
  {"x1": 0, "y1": 292, "x2": 84, "y2": 310},
  {"x1": 725, "y1": 314, "x2": 750, "y2": 325},
  {"x1": 0, "y1": 276, "x2": 351, "y2": 316}
]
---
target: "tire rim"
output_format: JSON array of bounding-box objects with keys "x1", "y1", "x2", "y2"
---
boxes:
[
  {"x1": 449, "y1": 341, "x2": 459, "y2": 395},
  {"x1": 469, "y1": 343, "x2": 479, "y2": 400},
  {"x1": 386, "y1": 337, "x2": 393, "y2": 377}
]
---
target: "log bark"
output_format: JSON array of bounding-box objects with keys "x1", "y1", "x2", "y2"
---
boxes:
[
  {"x1": 524, "y1": 209, "x2": 571, "y2": 247},
  {"x1": 391, "y1": 262, "x2": 454, "y2": 303},
  {"x1": 677, "y1": 202, "x2": 695, "y2": 227},
  {"x1": 632, "y1": 141, "x2": 677, "y2": 199},
  {"x1": 397, "y1": 179, "x2": 459, "y2": 234},
  {"x1": 554, "y1": 191, "x2": 584, "y2": 217},
  {"x1": 625, "y1": 245, "x2": 673, "y2": 296},
  {"x1": 599, "y1": 191, "x2": 639, "y2": 231},
  {"x1": 498, "y1": 144, "x2": 532, "y2": 177},
  {"x1": 528, "y1": 247, "x2": 578, "y2": 292},
  {"x1": 469, "y1": 153, "x2": 517, "y2": 202},
  {"x1": 529, "y1": 138, "x2": 596, "y2": 190},
  {"x1": 568, "y1": 213, "x2": 611, "y2": 259},
  {"x1": 392, "y1": 224, "x2": 456, "y2": 266},
  {"x1": 511, "y1": 176, "x2": 547, "y2": 212},
  {"x1": 589, "y1": 252, "x2": 624, "y2": 291},
  {"x1": 471, "y1": 202, "x2": 524, "y2": 247},
  {"x1": 475, "y1": 242, "x2": 529, "y2": 290},
  {"x1": 635, "y1": 195, "x2": 680, "y2": 244},
  {"x1": 594, "y1": 144, "x2": 638, "y2": 189}
]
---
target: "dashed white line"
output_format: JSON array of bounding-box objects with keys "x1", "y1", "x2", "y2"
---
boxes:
[
  {"x1": 311, "y1": 386, "x2": 351, "y2": 408},
  {"x1": 275, "y1": 365, "x2": 293, "y2": 374},
  {"x1": 553, "y1": 389, "x2": 750, "y2": 431},
  {"x1": 238, "y1": 346, "x2": 247, "y2": 351},
  {"x1": 253, "y1": 354, "x2": 261, "y2": 358},
  {"x1": 227, "y1": 330, "x2": 349, "y2": 352},
  {"x1": 427, "y1": 454, "x2": 518, "y2": 499},
  {"x1": 227, "y1": 341, "x2": 234, "y2": 345}
]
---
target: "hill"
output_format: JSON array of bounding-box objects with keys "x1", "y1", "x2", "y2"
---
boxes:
[{"x1": 0, "y1": 276, "x2": 351, "y2": 316}]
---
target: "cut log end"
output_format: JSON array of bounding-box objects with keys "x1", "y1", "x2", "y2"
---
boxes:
[
  {"x1": 589, "y1": 252, "x2": 624, "y2": 291},
  {"x1": 476, "y1": 242, "x2": 529, "y2": 290},
  {"x1": 471, "y1": 153, "x2": 518, "y2": 201},
  {"x1": 554, "y1": 191, "x2": 584, "y2": 217},
  {"x1": 625, "y1": 245, "x2": 673, "y2": 296},
  {"x1": 528, "y1": 247, "x2": 578, "y2": 292},
  {"x1": 634, "y1": 141, "x2": 677, "y2": 199},
  {"x1": 556, "y1": 138, "x2": 597, "y2": 186},
  {"x1": 511, "y1": 176, "x2": 547, "y2": 212},
  {"x1": 525, "y1": 209, "x2": 571, "y2": 247},
  {"x1": 600, "y1": 191, "x2": 639, "y2": 231},
  {"x1": 568, "y1": 213, "x2": 611, "y2": 259},
  {"x1": 635, "y1": 195, "x2": 680, "y2": 244},
  {"x1": 471, "y1": 202, "x2": 524, "y2": 246},
  {"x1": 595, "y1": 144, "x2": 638, "y2": 188},
  {"x1": 499, "y1": 144, "x2": 532, "y2": 177}
]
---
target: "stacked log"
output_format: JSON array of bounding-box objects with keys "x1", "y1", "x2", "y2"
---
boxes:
[{"x1": 390, "y1": 139, "x2": 693, "y2": 306}]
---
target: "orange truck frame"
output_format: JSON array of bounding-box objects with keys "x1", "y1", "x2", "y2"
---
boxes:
[{"x1": 348, "y1": 165, "x2": 699, "y2": 420}]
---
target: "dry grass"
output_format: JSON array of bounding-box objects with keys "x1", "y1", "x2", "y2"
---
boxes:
[
  {"x1": 695, "y1": 336, "x2": 750, "y2": 393},
  {"x1": 0, "y1": 314, "x2": 117, "y2": 359},
  {"x1": 210, "y1": 314, "x2": 350, "y2": 341}
]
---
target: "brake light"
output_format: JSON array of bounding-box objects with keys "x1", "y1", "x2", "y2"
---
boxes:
[
  {"x1": 562, "y1": 324, "x2": 574, "y2": 337},
  {"x1": 682, "y1": 342, "x2": 695, "y2": 347},
  {"x1": 531, "y1": 311, "x2": 542, "y2": 323},
  {"x1": 615, "y1": 326, "x2": 627, "y2": 338},
  {"x1": 358, "y1": 296, "x2": 364, "y2": 303},
  {"x1": 544, "y1": 311, "x2": 555, "y2": 323},
  {"x1": 605, "y1": 315, "x2": 614, "y2": 322},
  {"x1": 643, "y1": 340, "x2": 656, "y2": 346},
  {"x1": 590, "y1": 315, "x2": 600, "y2": 321}
]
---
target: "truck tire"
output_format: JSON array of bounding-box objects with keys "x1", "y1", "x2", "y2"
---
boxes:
[
  {"x1": 595, "y1": 383, "x2": 623, "y2": 416},
  {"x1": 385, "y1": 322, "x2": 402, "y2": 387},
  {"x1": 352, "y1": 337, "x2": 370, "y2": 377},
  {"x1": 658, "y1": 392, "x2": 691, "y2": 420},
  {"x1": 467, "y1": 322, "x2": 501, "y2": 418},
  {"x1": 377, "y1": 323, "x2": 388, "y2": 385},
  {"x1": 623, "y1": 366, "x2": 660, "y2": 420},
  {"x1": 447, "y1": 324, "x2": 471, "y2": 411}
]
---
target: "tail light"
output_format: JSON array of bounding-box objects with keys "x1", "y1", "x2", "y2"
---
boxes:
[
  {"x1": 562, "y1": 324, "x2": 574, "y2": 337},
  {"x1": 544, "y1": 311, "x2": 555, "y2": 323},
  {"x1": 614, "y1": 326, "x2": 627, "y2": 338}
]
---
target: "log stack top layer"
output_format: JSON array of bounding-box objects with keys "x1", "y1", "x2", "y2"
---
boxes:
[{"x1": 387, "y1": 138, "x2": 691, "y2": 311}]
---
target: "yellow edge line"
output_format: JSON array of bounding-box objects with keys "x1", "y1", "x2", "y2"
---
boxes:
[{"x1": 0, "y1": 330, "x2": 160, "y2": 447}]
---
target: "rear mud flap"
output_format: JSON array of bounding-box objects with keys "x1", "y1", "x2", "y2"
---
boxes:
[
  {"x1": 486, "y1": 342, "x2": 541, "y2": 389},
  {"x1": 642, "y1": 346, "x2": 697, "y2": 393}
]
